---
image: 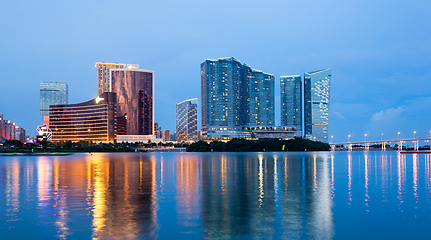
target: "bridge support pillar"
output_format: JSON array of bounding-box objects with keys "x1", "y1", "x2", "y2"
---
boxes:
[
  {"x1": 414, "y1": 140, "x2": 419, "y2": 151},
  {"x1": 331, "y1": 145, "x2": 335, "y2": 151},
  {"x1": 348, "y1": 144, "x2": 352, "y2": 151},
  {"x1": 382, "y1": 142, "x2": 386, "y2": 151},
  {"x1": 365, "y1": 143, "x2": 370, "y2": 151},
  {"x1": 398, "y1": 141, "x2": 403, "y2": 151}
]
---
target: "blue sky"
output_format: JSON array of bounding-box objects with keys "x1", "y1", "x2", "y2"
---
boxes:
[{"x1": 0, "y1": 0, "x2": 430, "y2": 142}]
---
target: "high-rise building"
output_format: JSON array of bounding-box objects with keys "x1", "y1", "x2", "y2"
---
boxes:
[
  {"x1": 15, "y1": 126, "x2": 26, "y2": 143},
  {"x1": 40, "y1": 82, "x2": 68, "y2": 127},
  {"x1": 110, "y1": 65, "x2": 154, "y2": 135},
  {"x1": 0, "y1": 114, "x2": 3, "y2": 139},
  {"x1": 176, "y1": 98, "x2": 198, "y2": 142},
  {"x1": 96, "y1": 62, "x2": 126, "y2": 96},
  {"x1": 2, "y1": 120, "x2": 16, "y2": 140},
  {"x1": 280, "y1": 75, "x2": 302, "y2": 131},
  {"x1": 304, "y1": 68, "x2": 332, "y2": 143},
  {"x1": 201, "y1": 57, "x2": 274, "y2": 139},
  {"x1": 49, "y1": 92, "x2": 117, "y2": 142},
  {"x1": 244, "y1": 67, "x2": 275, "y2": 126}
]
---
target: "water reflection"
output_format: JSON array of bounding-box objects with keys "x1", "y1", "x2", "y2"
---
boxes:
[{"x1": 1, "y1": 152, "x2": 431, "y2": 239}]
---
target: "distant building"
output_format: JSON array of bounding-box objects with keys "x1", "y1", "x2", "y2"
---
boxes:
[
  {"x1": 49, "y1": 92, "x2": 117, "y2": 142},
  {"x1": 170, "y1": 132, "x2": 176, "y2": 142},
  {"x1": 304, "y1": 68, "x2": 332, "y2": 143},
  {"x1": 161, "y1": 129, "x2": 170, "y2": 142},
  {"x1": 40, "y1": 82, "x2": 68, "y2": 127},
  {"x1": 110, "y1": 65, "x2": 154, "y2": 136},
  {"x1": 2, "y1": 120, "x2": 16, "y2": 140},
  {"x1": 176, "y1": 98, "x2": 198, "y2": 142},
  {"x1": 15, "y1": 126, "x2": 26, "y2": 143},
  {"x1": 280, "y1": 75, "x2": 302, "y2": 133},
  {"x1": 96, "y1": 62, "x2": 126, "y2": 96},
  {"x1": 0, "y1": 114, "x2": 3, "y2": 139},
  {"x1": 201, "y1": 57, "x2": 274, "y2": 140}
]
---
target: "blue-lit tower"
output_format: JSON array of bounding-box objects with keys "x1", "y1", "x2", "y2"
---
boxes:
[
  {"x1": 304, "y1": 69, "x2": 332, "y2": 143},
  {"x1": 280, "y1": 75, "x2": 302, "y2": 132}
]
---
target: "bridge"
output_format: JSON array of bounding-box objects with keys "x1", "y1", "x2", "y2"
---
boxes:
[{"x1": 330, "y1": 137, "x2": 431, "y2": 151}]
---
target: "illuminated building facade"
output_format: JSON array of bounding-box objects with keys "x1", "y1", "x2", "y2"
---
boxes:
[
  {"x1": 280, "y1": 75, "x2": 302, "y2": 131},
  {"x1": 111, "y1": 65, "x2": 154, "y2": 135},
  {"x1": 2, "y1": 120, "x2": 16, "y2": 140},
  {"x1": 40, "y1": 82, "x2": 68, "y2": 126},
  {"x1": 201, "y1": 57, "x2": 274, "y2": 139},
  {"x1": 49, "y1": 92, "x2": 117, "y2": 142},
  {"x1": 304, "y1": 68, "x2": 332, "y2": 143},
  {"x1": 96, "y1": 62, "x2": 126, "y2": 96},
  {"x1": 176, "y1": 98, "x2": 198, "y2": 142}
]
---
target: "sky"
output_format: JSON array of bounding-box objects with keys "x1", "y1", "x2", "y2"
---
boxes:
[{"x1": 0, "y1": 0, "x2": 430, "y2": 142}]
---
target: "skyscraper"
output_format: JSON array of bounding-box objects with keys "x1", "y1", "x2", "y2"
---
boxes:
[
  {"x1": 280, "y1": 75, "x2": 302, "y2": 131},
  {"x1": 304, "y1": 68, "x2": 332, "y2": 143},
  {"x1": 110, "y1": 65, "x2": 154, "y2": 135},
  {"x1": 96, "y1": 62, "x2": 126, "y2": 96},
  {"x1": 176, "y1": 98, "x2": 198, "y2": 142},
  {"x1": 40, "y1": 82, "x2": 68, "y2": 127},
  {"x1": 244, "y1": 67, "x2": 275, "y2": 126},
  {"x1": 201, "y1": 57, "x2": 274, "y2": 139}
]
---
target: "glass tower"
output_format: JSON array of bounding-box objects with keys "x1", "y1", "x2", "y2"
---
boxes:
[
  {"x1": 280, "y1": 75, "x2": 302, "y2": 131},
  {"x1": 111, "y1": 66, "x2": 154, "y2": 135},
  {"x1": 40, "y1": 82, "x2": 68, "y2": 116},
  {"x1": 176, "y1": 98, "x2": 198, "y2": 142},
  {"x1": 244, "y1": 67, "x2": 275, "y2": 126},
  {"x1": 304, "y1": 68, "x2": 332, "y2": 143},
  {"x1": 201, "y1": 57, "x2": 274, "y2": 139}
]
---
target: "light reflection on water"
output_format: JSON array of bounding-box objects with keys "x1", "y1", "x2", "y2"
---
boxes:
[{"x1": 0, "y1": 151, "x2": 430, "y2": 239}]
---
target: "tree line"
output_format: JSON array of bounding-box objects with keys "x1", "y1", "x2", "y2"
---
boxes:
[{"x1": 186, "y1": 138, "x2": 330, "y2": 152}]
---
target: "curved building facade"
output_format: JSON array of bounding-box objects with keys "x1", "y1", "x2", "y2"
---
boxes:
[{"x1": 49, "y1": 92, "x2": 117, "y2": 142}]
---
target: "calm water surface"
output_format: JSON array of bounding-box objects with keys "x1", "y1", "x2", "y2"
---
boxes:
[{"x1": 0, "y1": 151, "x2": 430, "y2": 239}]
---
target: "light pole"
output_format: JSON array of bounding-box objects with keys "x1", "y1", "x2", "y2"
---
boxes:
[
  {"x1": 348, "y1": 135, "x2": 350, "y2": 142},
  {"x1": 331, "y1": 136, "x2": 333, "y2": 143},
  {"x1": 381, "y1": 133, "x2": 383, "y2": 141},
  {"x1": 398, "y1": 132, "x2": 400, "y2": 140},
  {"x1": 365, "y1": 133, "x2": 367, "y2": 142},
  {"x1": 414, "y1": 131, "x2": 416, "y2": 139}
]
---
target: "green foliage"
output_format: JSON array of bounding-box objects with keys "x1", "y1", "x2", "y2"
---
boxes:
[{"x1": 186, "y1": 138, "x2": 330, "y2": 152}]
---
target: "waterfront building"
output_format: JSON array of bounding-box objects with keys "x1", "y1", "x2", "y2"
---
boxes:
[
  {"x1": 244, "y1": 67, "x2": 275, "y2": 126},
  {"x1": 40, "y1": 82, "x2": 68, "y2": 127},
  {"x1": 176, "y1": 98, "x2": 198, "y2": 142},
  {"x1": 49, "y1": 92, "x2": 117, "y2": 142},
  {"x1": 280, "y1": 75, "x2": 302, "y2": 132},
  {"x1": 161, "y1": 129, "x2": 170, "y2": 142},
  {"x1": 2, "y1": 120, "x2": 16, "y2": 140},
  {"x1": 110, "y1": 65, "x2": 154, "y2": 136},
  {"x1": 96, "y1": 62, "x2": 126, "y2": 96},
  {"x1": 15, "y1": 126, "x2": 26, "y2": 143},
  {"x1": 304, "y1": 68, "x2": 332, "y2": 143},
  {"x1": 201, "y1": 57, "x2": 274, "y2": 139},
  {"x1": 0, "y1": 114, "x2": 3, "y2": 139}
]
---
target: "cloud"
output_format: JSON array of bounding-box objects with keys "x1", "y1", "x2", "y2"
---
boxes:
[
  {"x1": 332, "y1": 111, "x2": 346, "y2": 120},
  {"x1": 371, "y1": 106, "x2": 405, "y2": 122}
]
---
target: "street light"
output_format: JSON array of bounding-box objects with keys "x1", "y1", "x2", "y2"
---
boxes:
[
  {"x1": 398, "y1": 132, "x2": 400, "y2": 140},
  {"x1": 331, "y1": 136, "x2": 333, "y2": 143},
  {"x1": 414, "y1": 131, "x2": 416, "y2": 139},
  {"x1": 348, "y1": 135, "x2": 350, "y2": 142},
  {"x1": 365, "y1": 133, "x2": 367, "y2": 142},
  {"x1": 381, "y1": 133, "x2": 384, "y2": 141}
]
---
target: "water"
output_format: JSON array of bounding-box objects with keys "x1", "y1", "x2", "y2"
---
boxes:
[{"x1": 0, "y1": 151, "x2": 430, "y2": 239}]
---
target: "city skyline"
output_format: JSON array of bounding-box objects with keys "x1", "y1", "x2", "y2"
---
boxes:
[{"x1": 0, "y1": 0, "x2": 430, "y2": 141}]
